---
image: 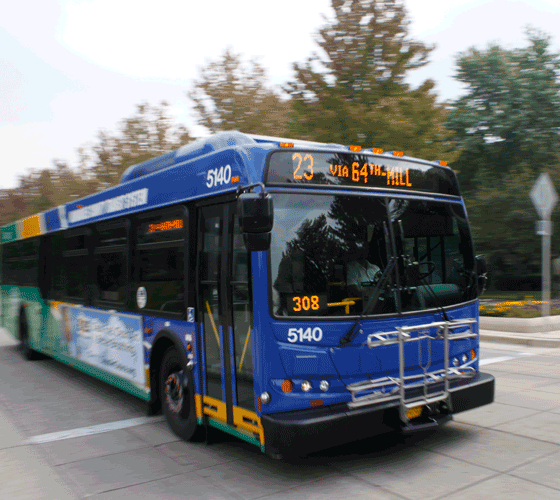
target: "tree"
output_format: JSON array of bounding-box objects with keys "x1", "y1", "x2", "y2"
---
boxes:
[
  {"x1": 188, "y1": 47, "x2": 290, "y2": 136},
  {"x1": 447, "y1": 28, "x2": 560, "y2": 192},
  {"x1": 0, "y1": 102, "x2": 192, "y2": 224},
  {"x1": 446, "y1": 29, "x2": 560, "y2": 284},
  {"x1": 284, "y1": 0, "x2": 455, "y2": 162},
  {"x1": 90, "y1": 101, "x2": 192, "y2": 190}
]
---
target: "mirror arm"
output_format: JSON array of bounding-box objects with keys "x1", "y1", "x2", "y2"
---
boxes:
[{"x1": 237, "y1": 182, "x2": 267, "y2": 197}]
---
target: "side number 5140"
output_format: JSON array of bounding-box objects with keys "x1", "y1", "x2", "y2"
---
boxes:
[{"x1": 288, "y1": 327, "x2": 323, "y2": 343}]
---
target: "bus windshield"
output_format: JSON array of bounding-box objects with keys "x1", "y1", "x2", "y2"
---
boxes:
[{"x1": 270, "y1": 193, "x2": 477, "y2": 317}]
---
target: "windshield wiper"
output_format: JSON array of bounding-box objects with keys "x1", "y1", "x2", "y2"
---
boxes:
[
  {"x1": 397, "y1": 220, "x2": 450, "y2": 322},
  {"x1": 339, "y1": 221, "x2": 397, "y2": 346},
  {"x1": 339, "y1": 256, "x2": 396, "y2": 346}
]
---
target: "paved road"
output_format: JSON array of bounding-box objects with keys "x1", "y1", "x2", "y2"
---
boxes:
[{"x1": 3, "y1": 329, "x2": 560, "y2": 499}]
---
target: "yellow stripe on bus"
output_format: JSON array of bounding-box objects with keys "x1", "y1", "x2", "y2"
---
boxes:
[
  {"x1": 21, "y1": 215, "x2": 41, "y2": 238},
  {"x1": 202, "y1": 395, "x2": 227, "y2": 421},
  {"x1": 195, "y1": 394, "x2": 203, "y2": 419},
  {"x1": 233, "y1": 406, "x2": 264, "y2": 445}
]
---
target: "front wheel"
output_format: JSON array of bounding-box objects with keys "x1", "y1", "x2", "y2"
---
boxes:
[{"x1": 160, "y1": 346, "x2": 203, "y2": 441}]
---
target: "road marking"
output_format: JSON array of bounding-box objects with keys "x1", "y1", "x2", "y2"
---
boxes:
[
  {"x1": 24, "y1": 415, "x2": 166, "y2": 444},
  {"x1": 480, "y1": 352, "x2": 535, "y2": 366}
]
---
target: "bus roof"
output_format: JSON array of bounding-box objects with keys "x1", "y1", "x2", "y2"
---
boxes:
[{"x1": 0, "y1": 131, "x2": 450, "y2": 244}]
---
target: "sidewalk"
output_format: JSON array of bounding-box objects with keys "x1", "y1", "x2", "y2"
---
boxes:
[
  {"x1": 0, "y1": 328, "x2": 79, "y2": 500},
  {"x1": 480, "y1": 315, "x2": 560, "y2": 347}
]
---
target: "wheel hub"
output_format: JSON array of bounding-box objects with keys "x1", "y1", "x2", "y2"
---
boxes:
[{"x1": 165, "y1": 371, "x2": 185, "y2": 414}]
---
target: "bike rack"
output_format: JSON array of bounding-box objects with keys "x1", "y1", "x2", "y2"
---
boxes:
[{"x1": 346, "y1": 319, "x2": 477, "y2": 425}]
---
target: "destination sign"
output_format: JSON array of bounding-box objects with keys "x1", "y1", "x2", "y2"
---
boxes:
[
  {"x1": 147, "y1": 219, "x2": 183, "y2": 233},
  {"x1": 266, "y1": 151, "x2": 460, "y2": 196},
  {"x1": 138, "y1": 212, "x2": 186, "y2": 244}
]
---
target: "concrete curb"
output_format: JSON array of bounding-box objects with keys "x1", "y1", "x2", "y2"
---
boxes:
[
  {"x1": 479, "y1": 329, "x2": 560, "y2": 348},
  {"x1": 480, "y1": 315, "x2": 560, "y2": 334},
  {"x1": 480, "y1": 316, "x2": 560, "y2": 347}
]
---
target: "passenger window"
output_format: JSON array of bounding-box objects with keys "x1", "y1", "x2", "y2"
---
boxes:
[
  {"x1": 133, "y1": 208, "x2": 187, "y2": 316},
  {"x1": 63, "y1": 229, "x2": 91, "y2": 303},
  {"x1": 2, "y1": 238, "x2": 40, "y2": 286},
  {"x1": 94, "y1": 222, "x2": 129, "y2": 305}
]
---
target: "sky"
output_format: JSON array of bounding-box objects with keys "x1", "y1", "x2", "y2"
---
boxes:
[{"x1": 2, "y1": 0, "x2": 560, "y2": 190}]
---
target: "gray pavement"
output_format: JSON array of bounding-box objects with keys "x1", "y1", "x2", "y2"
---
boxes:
[
  {"x1": 0, "y1": 329, "x2": 79, "y2": 499},
  {"x1": 3, "y1": 320, "x2": 560, "y2": 499}
]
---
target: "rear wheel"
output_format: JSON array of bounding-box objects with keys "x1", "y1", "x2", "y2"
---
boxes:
[
  {"x1": 19, "y1": 309, "x2": 42, "y2": 361},
  {"x1": 160, "y1": 346, "x2": 203, "y2": 441}
]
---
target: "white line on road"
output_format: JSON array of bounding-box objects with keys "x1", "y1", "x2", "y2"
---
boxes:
[
  {"x1": 480, "y1": 352, "x2": 535, "y2": 366},
  {"x1": 24, "y1": 415, "x2": 166, "y2": 444}
]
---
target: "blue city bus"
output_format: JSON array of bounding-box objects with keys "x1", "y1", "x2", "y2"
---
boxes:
[{"x1": 0, "y1": 131, "x2": 494, "y2": 457}]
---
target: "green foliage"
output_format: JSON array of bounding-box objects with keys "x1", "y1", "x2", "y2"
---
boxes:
[
  {"x1": 188, "y1": 47, "x2": 290, "y2": 136},
  {"x1": 90, "y1": 101, "x2": 192, "y2": 191},
  {"x1": 284, "y1": 0, "x2": 456, "y2": 162},
  {"x1": 447, "y1": 28, "x2": 560, "y2": 192},
  {"x1": 447, "y1": 29, "x2": 560, "y2": 281},
  {"x1": 0, "y1": 102, "x2": 191, "y2": 224}
]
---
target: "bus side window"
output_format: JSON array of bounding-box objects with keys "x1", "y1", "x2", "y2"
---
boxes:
[
  {"x1": 47, "y1": 233, "x2": 65, "y2": 300},
  {"x1": 62, "y1": 229, "x2": 92, "y2": 304},
  {"x1": 2, "y1": 238, "x2": 40, "y2": 287},
  {"x1": 134, "y1": 208, "x2": 187, "y2": 316},
  {"x1": 93, "y1": 221, "x2": 129, "y2": 307}
]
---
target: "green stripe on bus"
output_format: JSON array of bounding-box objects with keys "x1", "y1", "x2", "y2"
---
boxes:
[
  {"x1": 206, "y1": 416, "x2": 262, "y2": 448},
  {"x1": 1, "y1": 223, "x2": 19, "y2": 243},
  {"x1": 39, "y1": 349, "x2": 151, "y2": 401}
]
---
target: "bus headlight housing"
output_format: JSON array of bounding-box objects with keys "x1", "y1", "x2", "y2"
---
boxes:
[{"x1": 301, "y1": 381, "x2": 312, "y2": 392}]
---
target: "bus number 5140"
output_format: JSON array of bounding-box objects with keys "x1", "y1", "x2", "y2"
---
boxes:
[{"x1": 288, "y1": 327, "x2": 323, "y2": 343}]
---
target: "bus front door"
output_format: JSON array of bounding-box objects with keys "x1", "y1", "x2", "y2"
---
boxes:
[{"x1": 198, "y1": 203, "x2": 260, "y2": 444}]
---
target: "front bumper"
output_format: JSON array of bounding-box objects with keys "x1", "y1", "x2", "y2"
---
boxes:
[{"x1": 261, "y1": 371, "x2": 494, "y2": 456}]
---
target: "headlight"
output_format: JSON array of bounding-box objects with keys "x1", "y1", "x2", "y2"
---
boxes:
[
  {"x1": 301, "y1": 380, "x2": 312, "y2": 392},
  {"x1": 319, "y1": 380, "x2": 330, "y2": 392}
]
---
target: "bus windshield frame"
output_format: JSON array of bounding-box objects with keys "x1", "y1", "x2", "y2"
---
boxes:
[{"x1": 269, "y1": 191, "x2": 477, "y2": 319}]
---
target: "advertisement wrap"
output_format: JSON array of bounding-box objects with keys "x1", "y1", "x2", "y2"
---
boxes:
[{"x1": 56, "y1": 305, "x2": 145, "y2": 386}]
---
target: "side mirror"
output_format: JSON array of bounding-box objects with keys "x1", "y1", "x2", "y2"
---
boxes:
[
  {"x1": 237, "y1": 192, "x2": 273, "y2": 251},
  {"x1": 475, "y1": 254, "x2": 488, "y2": 296}
]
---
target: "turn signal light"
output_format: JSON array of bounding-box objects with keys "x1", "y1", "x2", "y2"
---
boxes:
[
  {"x1": 281, "y1": 380, "x2": 294, "y2": 393},
  {"x1": 392, "y1": 151, "x2": 404, "y2": 157},
  {"x1": 439, "y1": 160, "x2": 448, "y2": 166},
  {"x1": 280, "y1": 142, "x2": 294, "y2": 148},
  {"x1": 350, "y1": 145, "x2": 361, "y2": 152},
  {"x1": 371, "y1": 148, "x2": 383, "y2": 154},
  {"x1": 470, "y1": 349, "x2": 476, "y2": 359}
]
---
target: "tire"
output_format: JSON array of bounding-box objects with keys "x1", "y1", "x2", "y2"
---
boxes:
[
  {"x1": 19, "y1": 309, "x2": 42, "y2": 361},
  {"x1": 160, "y1": 346, "x2": 203, "y2": 441}
]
